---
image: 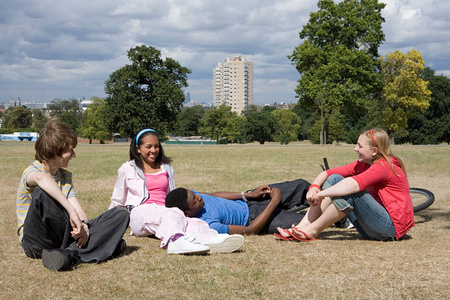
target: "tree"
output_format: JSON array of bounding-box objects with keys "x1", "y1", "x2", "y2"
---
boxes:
[
  {"x1": 223, "y1": 115, "x2": 246, "y2": 144},
  {"x1": 198, "y1": 105, "x2": 236, "y2": 142},
  {"x1": 176, "y1": 105, "x2": 205, "y2": 136},
  {"x1": 292, "y1": 103, "x2": 317, "y2": 141},
  {"x1": 6, "y1": 106, "x2": 32, "y2": 129},
  {"x1": 104, "y1": 45, "x2": 191, "y2": 138},
  {"x1": 290, "y1": 0, "x2": 385, "y2": 144},
  {"x1": 398, "y1": 67, "x2": 450, "y2": 144},
  {"x1": 378, "y1": 49, "x2": 432, "y2": 142},
  {"x1": 308, "y1": 112, "x2": 347, "y2": 144},
  {"x1": 272, "y1": 109, "x2": 301, "y2": 144},
  {"x1": 80, "y1": 97, "x2": 111, "y2": 144},
  {"x1": 48, "y1": 98, "x2": 83, "y2": 132},
  {"x1": 241, "y1": 106, "x2": 278, "y2": 144},
  {"x1": 32, "y1": 109, "x2": 47, "y2": 129}
]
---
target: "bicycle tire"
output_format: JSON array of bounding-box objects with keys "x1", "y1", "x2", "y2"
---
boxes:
[{"x1": 410, "y1": 187, "x2": 434, "y2": 213}]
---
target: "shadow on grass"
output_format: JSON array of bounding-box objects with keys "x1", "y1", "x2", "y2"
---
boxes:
[
  {"x1": 414, "y1": 207, "x2": 450, "y2": 226},
  {"x1": 318, "y1": 230, "x2": 362, "y2": 240},
  {"x1": 319, "y1": 230, "x2": 414, "y2": 241},
  {"x1": 123, "y1": 245, "x2": 140, "y2": 256}
]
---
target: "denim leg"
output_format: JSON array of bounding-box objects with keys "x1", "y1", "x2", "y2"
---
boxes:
[
  {"x1": 322, "y1": 175, "x2": 354, "y2": 212},
  {"x1": 324, "y1": 174, "x2": 396, "y2": 241},
  {"x1": 345, "y1": 193, "x2": 396, "y2": 241}
]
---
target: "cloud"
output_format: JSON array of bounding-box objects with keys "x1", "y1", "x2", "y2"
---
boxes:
[{"x1": 0, "y1": 0, "x2": 449, "y2": 104}]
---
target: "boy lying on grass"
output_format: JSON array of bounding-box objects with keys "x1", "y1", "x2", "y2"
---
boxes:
[{"x1": 165, "y1": 179, "x2": 310, "y2": 235}]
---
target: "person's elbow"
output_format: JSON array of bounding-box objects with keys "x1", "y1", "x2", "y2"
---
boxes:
[
  {"x1": 32, "y1": 172, "x2": 49, "y2": 186},
  {"x1": 346, "y1": 178, "x2": 361, "y2": 194},
  {"x1": 228, "y1": 225, "x2": 256, "y2": 235}
]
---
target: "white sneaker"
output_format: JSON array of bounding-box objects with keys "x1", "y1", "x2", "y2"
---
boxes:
[
  {"x1": 344, "y1": 219, "x2": 355, "y2": 229},
  {"x1": 204, "y1": 234, "x2": 245, "y2": 254},
  {"x1": 167, "y1": 235, "x2": 210, "y2": 255},
  {"x1": 347, "y1": 220, "x2": 355, "y2": 229}
]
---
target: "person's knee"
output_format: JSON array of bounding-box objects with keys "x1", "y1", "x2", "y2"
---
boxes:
[
  {"x1": 116, "y1": 206, "x2": 130, "y2": 219},
  {"x1": 110, "y1": 207, "x2": 130, "y2": 226},
  {"x1": 31, "y1": 186, "x2": 51, "y2": 203},
  {"x1": 325, "y1": 174, "x2": 345, "y2": 187}
]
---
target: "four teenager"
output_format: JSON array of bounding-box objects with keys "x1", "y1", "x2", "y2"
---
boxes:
[{"x1": 16, "y1": 121, "x2": 415, "y2": 271}]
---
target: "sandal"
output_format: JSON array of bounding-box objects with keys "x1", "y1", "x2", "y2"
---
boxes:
[
  {"x1": 291, "y1": 228, "x2": 318, "y2": 242},
  {"x1": 274, "y1": 228, "x2": 294, "y2": 241}
]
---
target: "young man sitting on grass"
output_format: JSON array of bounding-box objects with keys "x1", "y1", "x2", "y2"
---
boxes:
[{"x1": 165, "y1": 179, "x2": 310, "y2": 235}]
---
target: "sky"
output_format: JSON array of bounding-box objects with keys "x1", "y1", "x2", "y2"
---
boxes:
[{"x1": 1, "y1": 0, "x2": 449, "y2": 106}]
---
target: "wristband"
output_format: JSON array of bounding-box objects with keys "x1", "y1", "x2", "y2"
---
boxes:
[
  {"x1": 241, "y1": 192, "x2": 248, "y2": 202},
  {"x1": 81, "y1": 220, "x2": 91, "y2": 228},
  {"x1": 308, "y1": 184, "x2": 321, "y2": 191}
]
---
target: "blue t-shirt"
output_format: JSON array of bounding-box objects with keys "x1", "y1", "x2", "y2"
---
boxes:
[{"x1": 193, "y1": 191, "x2": 249, "y2": 234}]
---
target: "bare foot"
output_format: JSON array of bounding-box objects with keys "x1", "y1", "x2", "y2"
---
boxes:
[
  {"x1": 276, "y1": 227, "x2": 293, "y2": 238},
  {"x1": 291, "y1": 225, "x2": 317, "y2": 241}
]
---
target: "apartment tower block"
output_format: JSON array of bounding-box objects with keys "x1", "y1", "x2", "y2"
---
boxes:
[{"x1": 213, "y1": 55, "x2": 253, "y2": 114}]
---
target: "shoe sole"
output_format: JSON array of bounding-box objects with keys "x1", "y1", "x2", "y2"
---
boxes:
[
  {"x1": 205, "y1": 235, "x2": 245, "y2": 254},
  {"x1": 167, "y1": 248, "x2": 210, "y2": 255},
  {"x1": 42, "y1": 249, "x2": 70, "y2": 271}
]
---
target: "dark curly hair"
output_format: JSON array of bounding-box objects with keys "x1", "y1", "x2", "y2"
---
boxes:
[
  {"x1": 129, "y1": 129, "x2": 172, "y2": 171},
  {"x1": 165, "y1": 188, "x2": 189, "y2": 212}
]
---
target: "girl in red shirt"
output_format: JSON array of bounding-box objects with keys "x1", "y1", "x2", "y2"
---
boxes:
[{"x1": 276, "y1": 128, "x2": 414, "y2": 241}]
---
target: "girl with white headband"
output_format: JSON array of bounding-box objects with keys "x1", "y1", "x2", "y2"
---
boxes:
[{"x1": 109, "y1": 129, "x2": 244, "y2": 254}]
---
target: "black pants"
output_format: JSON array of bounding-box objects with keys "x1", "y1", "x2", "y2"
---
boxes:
[
  {"x1": 22, "y1": 187, "x2": 129, "y2": 263},
  {"x1": 247, "y1": 178, "x2": 310, "y2": 234}
]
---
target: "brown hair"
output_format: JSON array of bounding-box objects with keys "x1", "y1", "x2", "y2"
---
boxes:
[
  {"x1": 35, "y1": 118, "x2": 78, "y2": 163},
  {"x1": 361, "y1": 128, "x2": 406, "y2": 176}
]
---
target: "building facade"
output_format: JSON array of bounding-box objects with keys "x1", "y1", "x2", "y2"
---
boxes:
[{"x1": 213, "y1": 55, "x2": 253, "y2": 115}]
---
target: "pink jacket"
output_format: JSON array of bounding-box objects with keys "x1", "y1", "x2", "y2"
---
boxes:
[
  {"x1": 109, "y1": 160, "x2": 217, "y2": 247},
  {"x1": 109, "y1": 160, "x2": 175, "y2": 210}
]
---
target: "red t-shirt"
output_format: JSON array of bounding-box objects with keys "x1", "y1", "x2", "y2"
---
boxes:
[{"x1": 326, "y1": 158, "x2": 414, "y2": 239}]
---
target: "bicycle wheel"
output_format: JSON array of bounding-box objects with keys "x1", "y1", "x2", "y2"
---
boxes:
[{"x1": 410, "y1": 188, "x2": 435, "y2": 213}]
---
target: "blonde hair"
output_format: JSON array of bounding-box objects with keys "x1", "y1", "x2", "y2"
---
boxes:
[
  {"x1": 361, "y1": 128, "x2": 407, "y2": 176},
  {"x1": 35, "y1": 118, "x2": 78, "y2": 163}
]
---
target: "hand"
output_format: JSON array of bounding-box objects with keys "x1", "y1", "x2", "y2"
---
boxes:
[
  {"x1": 246, "y1": 185, "x2": 271, "y2": 199},
  {"x1": 269, "y1": 187, "x2": 282, "y2": 205},
  {"x1": 306, "y1": 187, "x2": 322, "y2": 207},
  {"x1": 69, "y1": 213, "x2": 90, "y2": 247},
  {"x1": 75, "y1": 223, "x2": 90, "y2": 248}
]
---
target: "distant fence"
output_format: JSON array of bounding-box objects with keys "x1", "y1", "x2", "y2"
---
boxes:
[
  {"x1": 0, "y1": 132, "x2": 39, "y2": 141},
  {"x1": 165, "y1": 139, "x2": 217, "y2": 145}
]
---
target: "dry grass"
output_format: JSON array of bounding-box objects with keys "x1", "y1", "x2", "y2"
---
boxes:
[{"x1": 0, "y1": 141, "x2": 449, "y2": 299}]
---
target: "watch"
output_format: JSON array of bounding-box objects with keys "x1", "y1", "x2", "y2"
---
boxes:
[{"x1": 81, "y1": 220, "x2": 91, "y2": 228}]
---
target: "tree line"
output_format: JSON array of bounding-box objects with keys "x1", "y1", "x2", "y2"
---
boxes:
[{"x1": 1, "y1": 0, "x2": 449, "y2": 145}]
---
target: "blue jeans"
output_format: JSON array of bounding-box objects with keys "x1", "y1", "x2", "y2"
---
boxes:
[{"x1": 324, "y1": 174, "x2": 397, "y2": 241}]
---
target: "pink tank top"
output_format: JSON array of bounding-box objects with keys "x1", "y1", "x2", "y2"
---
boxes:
[{"x1": 143, "y1": 170, "x2": 169, "y2": 206}]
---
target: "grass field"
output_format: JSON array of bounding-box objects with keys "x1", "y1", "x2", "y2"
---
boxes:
[{"x1": 0, "y1": 141, "x2": 449, "y2": 299}]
